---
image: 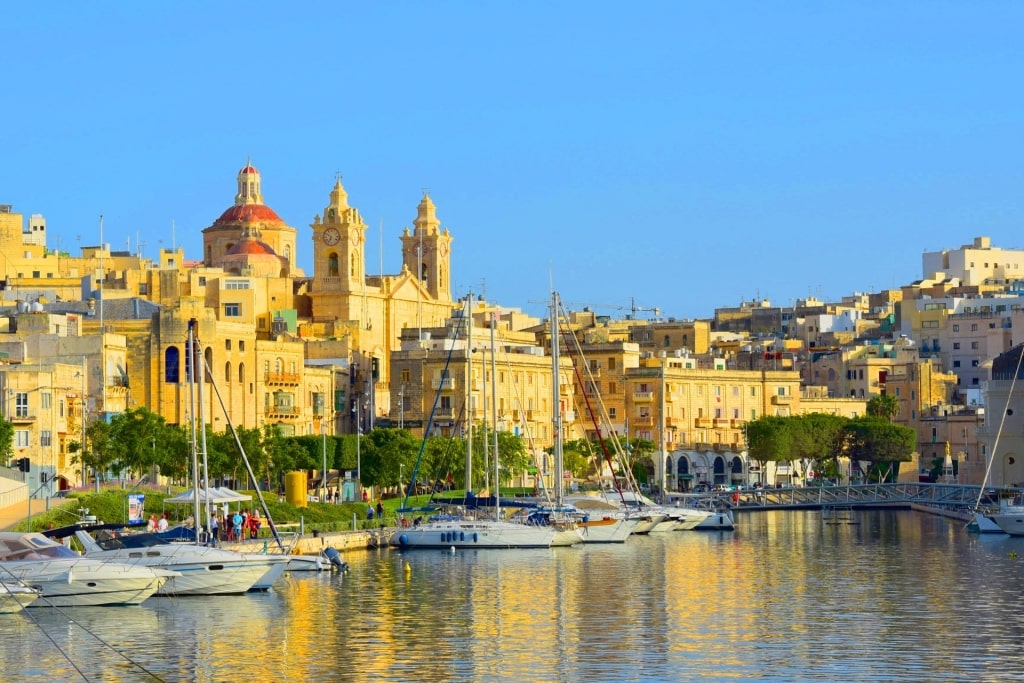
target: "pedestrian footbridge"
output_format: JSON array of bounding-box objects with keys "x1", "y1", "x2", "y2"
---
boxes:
[{"x1": 679, "y1": 483, "x2": 996, "y2": 512}]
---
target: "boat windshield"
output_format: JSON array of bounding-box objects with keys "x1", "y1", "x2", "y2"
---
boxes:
[{"x1": 0, "y1": 535, "x2": 80, "y2": 561}]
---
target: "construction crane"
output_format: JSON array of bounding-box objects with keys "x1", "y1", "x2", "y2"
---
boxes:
[{"x1": 560, "y1": 296, "x2": 661, "y2": 320}]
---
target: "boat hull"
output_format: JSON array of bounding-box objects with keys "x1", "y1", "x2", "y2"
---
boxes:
[
  {"x1": 576, "y1": 516, "x2": 640, "y2": 543},
  {"x1": 391, "y1": 520, "x2": 555, "y2": 549}
]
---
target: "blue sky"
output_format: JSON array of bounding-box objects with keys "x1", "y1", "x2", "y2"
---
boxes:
[{"x1": 3, "y1": 3, "x2": 1023, "y2": 320}]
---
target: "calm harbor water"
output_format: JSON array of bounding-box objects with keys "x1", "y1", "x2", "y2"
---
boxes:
[{"x1": 4, "y1": 509, "x2": 1024, "y2": 682}]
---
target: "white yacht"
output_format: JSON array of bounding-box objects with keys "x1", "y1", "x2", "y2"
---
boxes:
[
  {"x1": 71, "y1": 528, "x2": 288, "y2": 596},
  {"x1": 0, "y1": 532, "x2": 175, "y2": 607}
]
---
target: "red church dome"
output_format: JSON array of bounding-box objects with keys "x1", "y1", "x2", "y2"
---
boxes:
[{"x1": 214, "y1": 204, "x2": 284, "y2": 225}]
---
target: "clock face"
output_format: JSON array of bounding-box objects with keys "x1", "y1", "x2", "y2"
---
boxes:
[{"x1": 322, "y1": 228, "x2": 341, "y2": 245}]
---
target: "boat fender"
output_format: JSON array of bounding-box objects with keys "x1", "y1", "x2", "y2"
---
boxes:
[
  {"x1": 399, "y1": 534, "x2": 409, "y2": 546},
  {"x1": 460, "y1": 532, "x2": 465, "y2": 542},
  {"x1": 473, "y1": 533, "x2": 478, "y2": 543}
]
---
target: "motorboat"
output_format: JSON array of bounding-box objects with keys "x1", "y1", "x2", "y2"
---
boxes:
[
  {"x1": 987, "y1": 493, "x2": 1024, "y2": 536},
  {"x1": 0, "y1": 582, "x2": 40, "y2": 613},
  {"x1": 0, "y1": 531, "x2": 175, "y2": 607},
  {"x1": 65, "y1": 526, "x2": 288, "y2": 596}
]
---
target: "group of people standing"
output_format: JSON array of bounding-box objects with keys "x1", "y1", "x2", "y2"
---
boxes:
[{"x1": 212, "y1": 507, "x2": 261, "y2": 542}]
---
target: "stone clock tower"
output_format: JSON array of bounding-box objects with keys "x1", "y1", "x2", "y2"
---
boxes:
[
  {"x1": 311, "y1": 178, "x2": 367, "y2": 295},
  {"x1": 400, "y1": 194, "x2": 453, "y2": 301}
]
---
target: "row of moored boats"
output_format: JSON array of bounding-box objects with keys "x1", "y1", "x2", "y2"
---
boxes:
[
  {"x1": 0, "y1": 524, "x2": 325, "y2": 613},
  {"x1": 388, "y1": 489, "x2": 735, "y2": 549}
]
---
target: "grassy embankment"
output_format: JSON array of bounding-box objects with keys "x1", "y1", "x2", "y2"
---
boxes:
[{"x1": 13, "y1": 487, "x2": 440, "y2": 535}]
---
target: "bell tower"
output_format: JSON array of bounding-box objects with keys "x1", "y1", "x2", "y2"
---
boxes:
[
  {"x1": 312, "y1": 178, "x2": 367, "y2": 294},
  {"x1": 400, "y1": 193, "x2": 453, "y2": 302}
]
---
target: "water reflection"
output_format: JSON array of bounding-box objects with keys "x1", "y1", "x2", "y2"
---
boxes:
[{"x1": 4, "y1": 511, "x2": 1024, "y2": 682}]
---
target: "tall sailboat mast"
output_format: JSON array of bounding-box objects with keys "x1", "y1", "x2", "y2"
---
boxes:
[
  {"x1": 465, "y1": 295, "x2": 473, "y2": 494},
  {"x1": 551, "y1": 292, "x2": 564, "y2": 507},
  {"x1": 491, "y1": 311, "x2": 499, "y2": 519}
]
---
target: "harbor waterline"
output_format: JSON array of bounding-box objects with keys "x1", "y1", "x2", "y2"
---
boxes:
[{"x1": 3, "y1": 509, "x2": 1024, "y2": 682}]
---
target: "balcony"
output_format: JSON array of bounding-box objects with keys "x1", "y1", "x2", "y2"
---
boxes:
[
  {"x1": 695, "y1": 418, "x2": 713, "y2": 428},
  {"x1": 266, "y1": 371, "x2": 301, "y2": 385},
  {"x1": 665, "y1": 417, "x2": 676, "y2": 428},
  {"x1": 770, "y1": 395, "x2": 794, "y2": 405},
  {"x1": 633, "y1": 391, "x2": 654, "y2": 401},
  {"x1": 713, "y1": 418, "x2": 730, "y2": 428},
  {"x1": 634, "y1": 415, "x2": 654, "y2": 427},
  {"x1": 431, "y1": 377, "x2": 456, "y2": 391},
  {"x1": 586, "y1": 367, "x2": 602, "y2": 378},
  {"x1": 9, "y1": 412, "x2": 35, "y2": 424},
  {"x1": 266, "y1": 406, "x2": 299, "y2": 418},
  {"x1": 434, "y1": 407, "x2": 455, "y2": 418}
]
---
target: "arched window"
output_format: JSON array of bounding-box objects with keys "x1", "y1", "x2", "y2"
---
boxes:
[
  {"x1": 238, "y1": 362, "x2": 245, "y2": 384},
  {"x1": 663, "y1": 335, "x2": 671, "y2": 347},
  {"x1": 328, "y1": 254, "x2": 339, "y2": 277},
  {"x1": 351, "y1": 252, "x2": 357, "y2": 278},
  {"x1": 204, "y1": 347, "x2": 213, "y2": 383},
  {"x1": 225, "y1": 361, "x2": 232, "y2": 383},
  {"x1": 165, "y1": 347, "x2": 180, "y2": 383},
  {"x1": 420, "y1": 262, "x2": 428, "y2": 284}
]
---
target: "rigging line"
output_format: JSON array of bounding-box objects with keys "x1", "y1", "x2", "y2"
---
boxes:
[
  {"x1": 556, "y1": 298, "x2": 647, "y2": 503},
  {"x1": 421, "y1": 399, "x2": 467, "y2": 506},
  {"x1": 403, "y1": 301, "x2": 469, "y2": 510},
  {"x1": 555, "y1": 303, "x2": 630, "y2": 504},
  {"x1": 202, "y1": 354, "x2": 285, "y2": 553},
  {"x1": 14, "y1": 597, "x2": 167, "y2": 683},
  {"x1": 973, "y1": 343, "x2": 1024, "y2": 511}
]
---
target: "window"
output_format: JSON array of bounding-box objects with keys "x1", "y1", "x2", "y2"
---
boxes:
[
  {"x1": 224, "y1": 303, "x2": 240, "y2": 317},
  {"x1": 198, "y1": 276, "x2": 207, "y2": 286},
  {"x1": 971, "y1": 323, "x2": 978, "y2": 332},
  {"x1": 226, "y1": 339, "x2": 232, "y2": 350},
  {"x1": 40, "y1": 431, "x2": 51, "y2": 447},
  {"x1": 952, "y1": 324, "x2": 959, "y2": 332},
  {"x1": 225, "y1": 362, "x2": 232, "y2": 383},
  {"x1": 608, "y1": 407, "x2": 616, "y2": 419},
  {"x1": 15, "y1": 431, "x2": 29, "y2": 447},
  {"x1": 401, "y1": 368, "x2": 410, "y2": 382},
  {"x1": 15, "y1": 393, "x2": 28, "y2": 418},
  {"x1": 608, "y1": 358, "x2": 616, "y2": 370},
  {"x1": 42, "y1": 392, "x2": 51, "y2": 409},
  {"x1": 971, "y1": 341, "x2": 979, "y2": 350},
  {"x1": 953, "y1": 342, "x2": 961, "y2": 350},
  {"x1": 972, "y1": 360, "x2": 979, "y2": 367},
  {"x1": 165, "y1": 350, "x2": 180, "y2": 382},
  {"x1": 225, "y1": 279, "x2": 251, "y2": 290},
  {"x1": 239, "y1": 340, "x2": 245, "y2": 352},
  {"x1": 608, "y1": 381, "x2": 617, "y2": 394},
  {"x1": 953, "y1": 360, "x2": 961, "y2": 368},
  {"x1": 238, "y1": 363, "x2": 245, "y2": 383}
]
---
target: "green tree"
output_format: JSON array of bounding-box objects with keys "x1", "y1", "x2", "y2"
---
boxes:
[
  {"x1": 844, "y1": 416, "x2": 916, "y2": 482},
  {"x1": 0, "y1": 417, "x2": 13, "y2": 464},
  {"x1": 359, "y1": 427, "x2": 421, "y2": 489},
  {"x1": 746, "y1": 415, "x2": 794, "y2": 468},
  {"x1": 866, "y1": 394, "x2": 900, "y2": 422},
  {"x1": 790, "y1": 413, "x2": 849, "y2": 480}
]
